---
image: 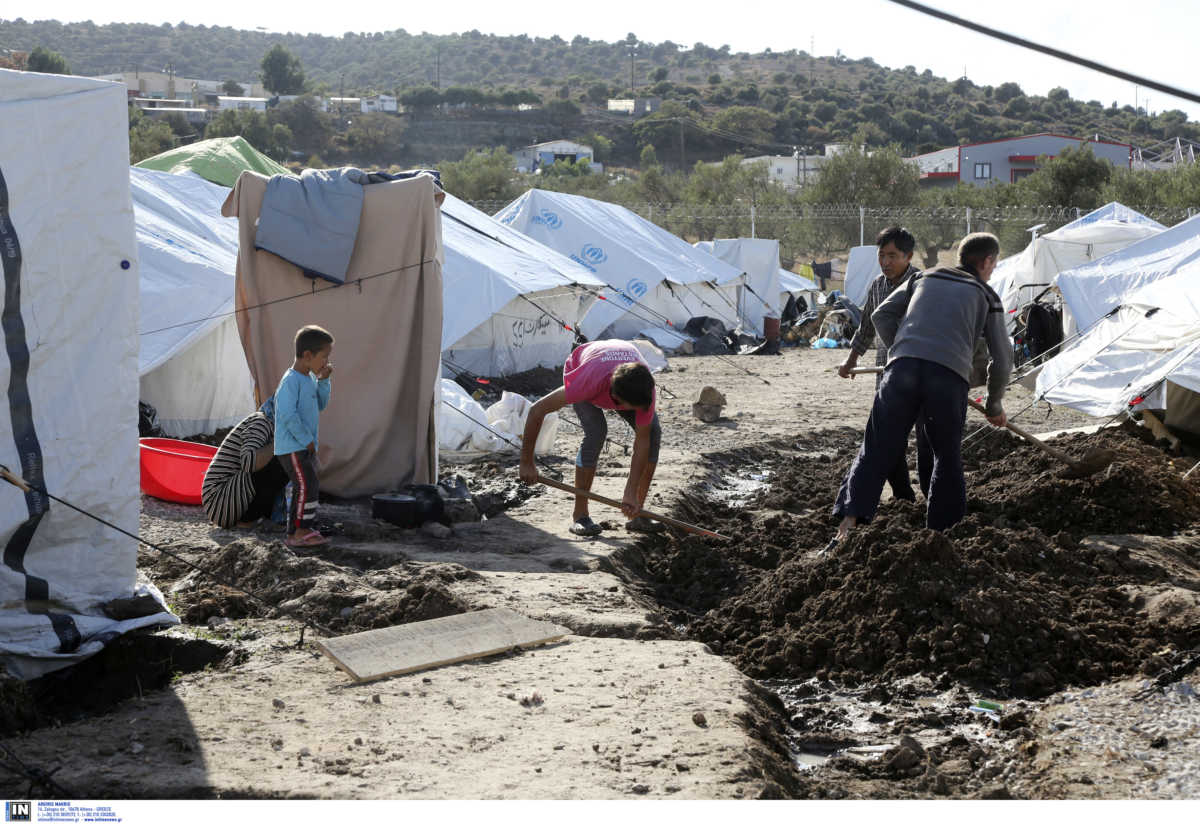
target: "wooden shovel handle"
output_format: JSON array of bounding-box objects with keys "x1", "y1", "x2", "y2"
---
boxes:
[
  {"x1": 966, "y1": 399, "x2": 1079, "y2": 466},
  {"x1": 535, "y1": 473, "x2": 729, "y2": 540}
]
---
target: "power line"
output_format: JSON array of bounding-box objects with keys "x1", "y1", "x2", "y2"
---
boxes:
[{"x1": 885, "y1": 0, "x2": 1200, "y2": 106}]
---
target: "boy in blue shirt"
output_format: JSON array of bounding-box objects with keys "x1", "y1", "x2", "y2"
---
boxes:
[{"x1": 274, "y1": 325, "x2": 334, "y2": 547}]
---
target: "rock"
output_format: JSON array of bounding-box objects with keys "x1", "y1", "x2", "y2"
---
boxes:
[
  {"x1": 298, "y1": 747, "x2": 311, "y2": 757},
  {"x1": 675, "y1": 761, "x2": 690, "y2": 772},
  {"x1": 979, "y1": 784, "x2": 1013, "y2": 800},
  {"x1": 272, "y1": 698, "x2": 286, "y2": 710},
  {"x1": 270, "y1": 738, "x2": 284, "y2": 751},
  {"x1": 697, "y1": 386, "x2": 727, "y2": 406},
  {"x1": 371, "y1": 694, "x2": 382, "y2": 704},
  {"x1": 130, "y1": 742, "x2": 145, "y2": 755},
  {"x1": 692, "y1": 403, "x2": 723, "y2": 423},
  {"x1": 443, "y1": 498, "x2": 480, "y2": 523},
  {"x1": 422, "y1": 521, "x2": 453, "y2": 539},
  {"x1": 691, "y1": 711, "x2": 708, "y2": 728},
  {"x1": 630, "y1": 784, "x2": 650, "y2": 795},
  {"x1": 354, "y1": 737, "x2": 363, "y2": 746}
]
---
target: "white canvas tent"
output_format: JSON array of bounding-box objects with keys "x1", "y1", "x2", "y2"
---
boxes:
[
  {"x1": 1056, "y1": 212, "x2": 1200, "y2": 334},
  {"x1": 693, "y1": 238, "x2": 782, "y2": 336},
  {"x1": 0, "y1": 70, "x2": 176, "y2": 679},
  {"x1": 440, "y1": 193, "x2": 603, "y2": 376},
  {"x1": 990, "y1": 202, "x2": 1164, "y2": 334},
  {"x1": 842, "y1": 244, "x2": 878, "y2": 308},
  {"x1": 132, "y1": 167, "x2": 255, "y2": 436},
  {"x1": 1036, "y1": 262, "x2": 1200, "y2": 425},
  {"x1": 495, "y1": 190, "x2": 744, "y2": 346},
  {"x1": 779, "y1": 268, "x2": 820, "y2": 311}
]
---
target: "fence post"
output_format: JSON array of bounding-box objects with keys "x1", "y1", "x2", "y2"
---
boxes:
[
  {"x1": 751, "y1": 204, "x2": 756, "y2": 239},
  {"x1": 966, "y1": 206, "x2": 972, "y2": 235},
  {"x1": 859, "y1": 205, "x2": 865, "y2": 246}
]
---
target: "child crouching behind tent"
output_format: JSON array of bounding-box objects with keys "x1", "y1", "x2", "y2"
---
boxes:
[
  {"x1": 274, "y1": 325, "x2": 335, "y2": 547},
  {"x1": 519, "y1": 340, "x2": 663, "y2": 537}
]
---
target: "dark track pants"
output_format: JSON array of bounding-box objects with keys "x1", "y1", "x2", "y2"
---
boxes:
[
  {"x1": 279, "y1": 450, "x2": 319, "y2": 533},
  {"x1": 834, "y1": 357, "x2": 968, "y2": 530}
]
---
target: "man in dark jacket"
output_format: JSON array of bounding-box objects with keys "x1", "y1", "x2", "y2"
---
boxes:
[
  {"x1": 831, "y1": 232, "x2": 1013, "y2": 545},
  {"x1": 838, "y1": 226, "x2": 922, "y2": 501}
]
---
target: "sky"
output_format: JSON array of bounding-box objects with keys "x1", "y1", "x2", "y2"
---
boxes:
[{"x1": 7, "y1": 0, "x2": 1199, "y2": 126}]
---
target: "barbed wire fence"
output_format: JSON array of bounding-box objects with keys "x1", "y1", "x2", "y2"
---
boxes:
[{"x1": 466, "y1": 200, "x2": 1196, "y2": 269}]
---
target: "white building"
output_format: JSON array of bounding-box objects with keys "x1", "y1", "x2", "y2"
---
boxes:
[
  {"x1": 361, "y1": 94, "x2": 399, "y2": 113},
  {"x1": 606, "y1": 97, "x2": 662, "y2": 116},
  {"x1": 323, "y1": 97, "x2": 362, "y2": 113},
  {"x1": 217, "y1": 96, "x2": 268, "y2": 112},
  {"x1": 514, "y1": 140, "x2": 599, "y2": 173},
  {"x1": 741, "y1": 151, "x2": 826, "y2": 190},
  {"x1": 95, "y1": 70, "x2": 264, "y2": 103}
]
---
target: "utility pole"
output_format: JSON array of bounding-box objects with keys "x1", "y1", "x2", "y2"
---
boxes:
[
  {"x1": 435, "y1": 43, "x2": 441, "y2": 90},
  {"x1": 679, "y1": 118, "x2": 686, "y2": 171},
  {"x1": 629, "y1": 46, "x2": 636, "y2": 93}
]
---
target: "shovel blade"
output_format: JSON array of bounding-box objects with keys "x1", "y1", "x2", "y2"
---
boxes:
[{"x1": 1057, "y1": 449, "x2": 1117, "y2": 480}]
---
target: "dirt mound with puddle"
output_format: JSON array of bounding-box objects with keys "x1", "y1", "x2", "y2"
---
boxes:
[{"x1": 621, "y1": 427, "x2": 1200, "y2": 697}]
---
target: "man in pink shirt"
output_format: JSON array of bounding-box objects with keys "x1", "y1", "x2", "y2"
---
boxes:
[{"x1": 519, "y1": 340, "x2": 662, "y2": 536}]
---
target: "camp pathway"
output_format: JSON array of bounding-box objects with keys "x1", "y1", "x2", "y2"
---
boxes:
[{"x1": 3, "y1": 349, "x2": 1108, "y2": 799}]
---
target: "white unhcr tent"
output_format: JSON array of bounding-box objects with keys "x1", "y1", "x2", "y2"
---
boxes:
[
  {"x1": 1056, "y1": 212, "x2": 1200, "y2": 334},
  {"x1": 1035, "y1": 262, "x2": 1200, "y2": 424},
  {"x1": 990, "y1": 202, "x2": 1164, "y2": 334},
  {"x1": 133, "y1": 167, "x2": 255, "y2": 436},
  {"x1": 495, "y1": 190, "x2": 744, "y2": 347},
  {"x1": 0, "y1": 70, "x2": 176, "y2": 679},
  {"x1": 779, "y1": 268, "x2": 820, "y2": 311},
  {"x1": 440, "y1": 193, "x2": 603, "y2": 376},
  {"x1": 693, "y1": 238, "x2": 782, "y2": 336}
]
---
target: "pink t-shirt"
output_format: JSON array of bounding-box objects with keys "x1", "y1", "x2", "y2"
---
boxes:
[{"x1": 562, "y1": 341, "x2": 657, "y2": 427}]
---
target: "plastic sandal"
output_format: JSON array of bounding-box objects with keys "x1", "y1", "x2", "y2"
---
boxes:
[{"x1": 569, "y1": 516, "x2": 603, "y2": 537}]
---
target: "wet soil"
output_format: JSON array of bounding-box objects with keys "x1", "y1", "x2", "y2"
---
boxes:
[{"x1": 617, "y1": 427, "x2": 1200, "y2": 698}]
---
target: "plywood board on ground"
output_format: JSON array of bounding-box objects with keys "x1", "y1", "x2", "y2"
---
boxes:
[{"x1": 316, "y1": 607, "x2": 570, "y2": 683}]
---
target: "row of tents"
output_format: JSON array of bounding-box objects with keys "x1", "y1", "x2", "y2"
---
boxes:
[
  {"x1": 137, "y1": 138, "x2": 820, "y2": 436},
  {"x1": 2, "y1": 69, "x2": 1196, "y2": 679}
]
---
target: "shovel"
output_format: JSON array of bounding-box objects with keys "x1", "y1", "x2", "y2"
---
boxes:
[
  {"x1": 535, "y1": 473, "x2": 729, "y2": 540},
  {"x1": 826, "y1": 365, "x2": 884, "y2": 375},
  {"x1": 966, "y1": 399, "x2": 1116, "y2": 479}
]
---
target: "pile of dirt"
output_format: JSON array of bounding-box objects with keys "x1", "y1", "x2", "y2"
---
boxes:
[
  {"x1": 622, "y1": 427, "x2": 1200, "y2": 697},
  {"x1": 160, "y1": 540, "x2": 476, "y2": 633}
]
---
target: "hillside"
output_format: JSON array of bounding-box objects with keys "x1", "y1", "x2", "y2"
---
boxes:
[{"x1": 4, "y1": 18, "x2": 1198, "y2": 158}]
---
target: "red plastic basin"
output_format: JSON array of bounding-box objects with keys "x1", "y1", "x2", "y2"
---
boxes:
[{"x1": 139, "y1": 437, "x2": 218, "y2": 505}]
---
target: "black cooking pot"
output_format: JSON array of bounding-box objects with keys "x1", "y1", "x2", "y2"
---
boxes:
[{"x1": 371, "y1": 484, "x2": 447, "y2": 528}]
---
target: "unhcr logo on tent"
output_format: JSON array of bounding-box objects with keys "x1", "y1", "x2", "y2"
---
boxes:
[
  {"x1": 626, "y1": 278, "x2": 648, "y2": 299},
  {"x1": 581, "y1": 244, "x2": 608, "y2": 266},
  {"x1": 531, "y1": 209, "x2": 562, "y2": 229}
]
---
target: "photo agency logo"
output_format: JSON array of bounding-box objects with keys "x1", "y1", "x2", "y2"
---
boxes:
[
  {"x1": 5, "y1": 801, "x2": 31, "y2": 822},
  {"x1": 532, "y1": 209, "x2": 562, "y2": 229}
]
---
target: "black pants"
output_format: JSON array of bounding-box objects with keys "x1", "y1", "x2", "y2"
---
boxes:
[
  {"x1": 834, "y1": 357, "x2": 968, "y2": 530},
  {"x1": 242, "y1": 460, "x2": 289, "y2": 522},
  {"x1": 885, "y1": 422, "x2": 933, "y2": 501},
  {"x1": 279, "y1": 450, "x2": 319, "y2": 533}
]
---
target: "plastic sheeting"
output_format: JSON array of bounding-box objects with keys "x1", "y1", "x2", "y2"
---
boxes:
[
  {"x1": 438, "y1": 380, "x2": 558, "y2": 456},
  {"x1": 1036, "y1": 262, "x2": 1200, "y2": 417},
  {"x1": 694, "y1": 238, "x2": 782, "y2": 336},
  {"x1": 440, "y1": 194, "x2": 602, "y2": 376},
  {"x1": 1057, "y1": 213, "x2": 1200, "y2": 333},
  {"x1": 495, "y1": 190, "x2": 743, "y2": 340},
  {"x1": 991, "y1": 203, "x2": 1164, "y2": 333},
  {"x1": 842, "y1": 245, "x2": 878, "y2": 308},
  {"x1": 131, "y1": 167, "x2": 255, "y2": 436},
  {"x1": 0, "y1": 70, "x2": 177, "y2": 679}
]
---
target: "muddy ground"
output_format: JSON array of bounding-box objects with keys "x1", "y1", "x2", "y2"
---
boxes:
[{"x1": 2, "y1": 346, "x2": 1198, "y2": 800}]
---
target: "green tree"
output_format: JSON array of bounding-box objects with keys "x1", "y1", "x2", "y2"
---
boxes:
[
  {"x1": 582, "y1": 132, "x2": 613, "y2": 163},
  {"x1": 586, "y1": 82, "x2": 610, "y2": 105},
  {"x1": 270, "y1": 96, "x2": 333, "y2": 157},
  {"x1": 437, "y1": 147, "x2": 519, "y2": 201},
  {"x1": 205, "y1": 109, "x2": 290, "y2": 160},
  {"x1": 344, "y1": 113, "x2": 405, "y2": 164},
  {"x1": 260, "y1": 43, "x2": 306, "y2": 95},
  {"x1": 710, "y1": 106, "x2": 778, "y2": 146},
  {"x1": 26, "y1": 46, "x2": 70, "y2": 74},
  {"x1": 1012, "y1": 144, "x2": 1112, "y2": 209},
  {"x1": 127, "y1": 105, "x2": 176, "y2": 163},
  {"x1": 222, "y1": 79, "x2": 245, "y2": 96}
]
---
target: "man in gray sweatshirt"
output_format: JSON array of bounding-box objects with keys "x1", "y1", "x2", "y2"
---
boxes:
[{"x1": 831, "y1": 232, "x2": 1013, "y2": 544}]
